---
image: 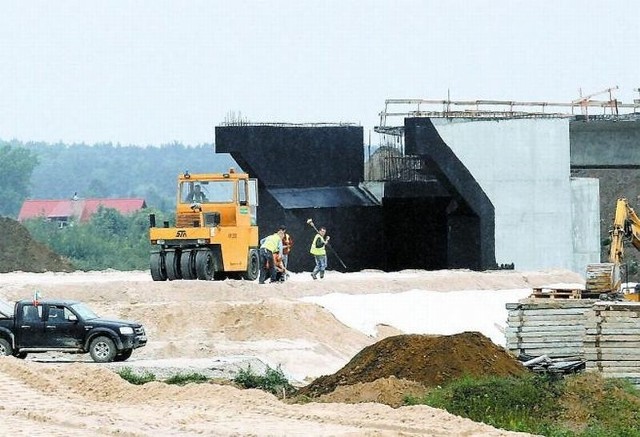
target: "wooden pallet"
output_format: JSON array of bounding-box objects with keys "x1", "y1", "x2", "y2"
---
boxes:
[{"x1": 530, "y1": 288, "x2": 599, "y2": 299}]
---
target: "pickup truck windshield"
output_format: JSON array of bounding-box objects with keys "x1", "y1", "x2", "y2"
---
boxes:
[
  {"x1": 70, "y1": 303, "x2": 99, "y2": 320},
  {"x1": 0, "y1": 300, "x2": 12, "y2": 318}
]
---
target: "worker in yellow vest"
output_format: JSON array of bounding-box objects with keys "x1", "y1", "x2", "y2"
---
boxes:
[
  {"x1": 259, "y1": 226, "x2": 285, "y2": 284},
  {"x1": 310, "y1": 226, "x2": 329, "y2": 279}
]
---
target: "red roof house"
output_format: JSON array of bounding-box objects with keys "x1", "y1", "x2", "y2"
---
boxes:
[{"x1": 18, "y1": 198, "x2": 147, "y2": 225}]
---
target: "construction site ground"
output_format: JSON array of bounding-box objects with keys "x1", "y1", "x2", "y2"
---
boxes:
[
  {"x1": 0, "y1": 267, "x2": 587, "y2": 437},
  {"x1": 0, "y1": 217, "x2": 581, "y2": 435}
]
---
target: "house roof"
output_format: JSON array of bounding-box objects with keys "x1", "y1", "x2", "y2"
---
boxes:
[
  {"x1": 18, "y1": 198, "x2": 147, "y2": 222},
  {"x1": 79, "y1": 199, "x2": 147, "y2": 222}
]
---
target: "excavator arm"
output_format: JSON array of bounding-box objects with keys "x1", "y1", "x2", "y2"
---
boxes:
[
  {"x1": 586, "y1": 198, "x2": 640, "y2": 294},
  {"x1": 608, "y1": 198, "x2": 640, "y2": 263}
]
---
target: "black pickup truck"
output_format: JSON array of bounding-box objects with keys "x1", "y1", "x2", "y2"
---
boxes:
[{"x1": 0, "y1": 299, "x2": 147, "y2": 363}]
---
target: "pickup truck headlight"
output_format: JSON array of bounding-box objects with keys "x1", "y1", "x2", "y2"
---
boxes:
[{"x1": 119, "y1": 327, "x2": 134, "y2": 335}]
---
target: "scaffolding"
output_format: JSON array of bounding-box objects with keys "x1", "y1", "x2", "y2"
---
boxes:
[{"x1": 376, "y1": 87, "x2": 640, "y2": 136}]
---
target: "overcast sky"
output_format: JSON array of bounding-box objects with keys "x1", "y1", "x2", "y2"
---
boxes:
[{"x1": 0, "y1": 1, "x2": 638, "y2": 146}]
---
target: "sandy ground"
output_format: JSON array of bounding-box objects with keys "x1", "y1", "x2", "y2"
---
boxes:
[{"x1": 0, "y1": 268, "x2": 583, "y2": 436}]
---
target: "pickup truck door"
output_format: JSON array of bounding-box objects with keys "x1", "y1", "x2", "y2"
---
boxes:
[
  {"x1": 42, "y1": 305, "x2": 83, "y2": 348},
  {"x1": 17, "y1": 304, "x2": 45, "y2": 347}
]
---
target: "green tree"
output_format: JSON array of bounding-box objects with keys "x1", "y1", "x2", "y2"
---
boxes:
[
  {"x1": 23, "y1": 208, "x2": 170, "y2": 271},
  {"x1": 87, "y1": 178, "x2": 109, "y2": 197},
  {"x1": 0, "y1": 144, "x2": 39, "y2": 217},
  {"x1": 92, "y1": 206, "x2": 129, "y2": 236}
]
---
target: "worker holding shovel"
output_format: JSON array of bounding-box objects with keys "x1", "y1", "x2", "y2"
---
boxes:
[{"x1": 309, "y1": 225, "x2": 330, "y2": 279}]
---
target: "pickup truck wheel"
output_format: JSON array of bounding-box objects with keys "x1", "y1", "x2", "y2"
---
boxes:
[
  {"x1": 113, "y1": 349, "x2": 133, "y2": 362},
  {"x1": 0, "y1": 338, "x2": 13, "y2": 356},
  {"x1": 89, "y1": 336, "x2": 117, "y2": 363}
]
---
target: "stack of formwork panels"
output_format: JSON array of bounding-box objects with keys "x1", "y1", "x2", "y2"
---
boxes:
[
  {"x1": 585, "y1": 302, "x2": 640, "y2": 388},
  {"x1": 505, "y1": 300, "x2": 596, "y2": 358}
]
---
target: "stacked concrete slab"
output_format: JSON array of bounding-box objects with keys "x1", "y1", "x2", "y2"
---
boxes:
[
  {"x1": 507, "y1": 299, "x2": 640, "y2": 388},
  {"x1": 585, "y1": 302, "x2": 640, "y2": 387},
  {"x1": 506, "y1": 300, "x2": 594, "y2": 358}
]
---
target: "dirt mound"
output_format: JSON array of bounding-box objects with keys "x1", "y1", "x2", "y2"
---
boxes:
[
  {"x1": 298, "y1": 331, "x2": 526, "y2": 397},
  {"x1": 0, "y1": 217, "x2": 73, "y2": 273},
  {"x1": 314, "y1": 376, "x2": 428, "y2": 408}
]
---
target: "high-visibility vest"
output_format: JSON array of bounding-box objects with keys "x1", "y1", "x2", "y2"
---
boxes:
[
  {"x1": 261, "y1": 233, "x2": 281, "y2": 252},
  {"x1": 309, "y1": 234, "x2": 326, "y2": 256}
]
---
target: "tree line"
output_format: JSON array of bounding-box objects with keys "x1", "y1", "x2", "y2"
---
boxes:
[
  {"x1": 0, "y1": 139, "x2": 236, "y2": 218},
  {"x1": 0, "y1": 140, "x2": 236, "y2": 271}
]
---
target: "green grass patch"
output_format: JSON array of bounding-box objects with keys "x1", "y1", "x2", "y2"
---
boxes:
[
  {"x1": 114, "y1": 365, "x2": 294, "y2": 396},
  {"x1": 164, "y1": 372, "x2": 210, "y2": 385},
  {"x1": 405, "y1": 373, "x2": 560, "y2": 432},
  {"x1": 404, "y1": 372, "x2": 640, "y2": 436},
  {"x1": 116, "y1": 367, "x2": 156, "y2": 385},
  {"x1": 233, "y1": 364, "x2": 295, "y2": 397}
]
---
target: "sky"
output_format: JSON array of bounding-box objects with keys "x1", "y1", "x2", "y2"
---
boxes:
[{"x1": 0, "y1": 1, "x2": 638, "y2": 146}]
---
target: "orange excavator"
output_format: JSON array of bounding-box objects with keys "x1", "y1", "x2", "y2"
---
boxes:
[{"x1": 585, "y1": 198, "x2": 640, "y2": 301}]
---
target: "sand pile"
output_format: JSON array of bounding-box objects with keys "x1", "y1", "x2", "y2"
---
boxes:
[
  {"x1": 0, "y1": 356, "x2": 533, "y2": 436},
  {"x1": 313, "y1": 376, "x2": 430, "y2": 408},
  {"x1": 298, "y1": 332, "x2": 526, "y2": 398},
  {"x1": 0, "y1": 217, "x2": 73, "y2": 273},
  {"x1": 0, "y1": 270, "x2": 557, "y2": 435}
]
